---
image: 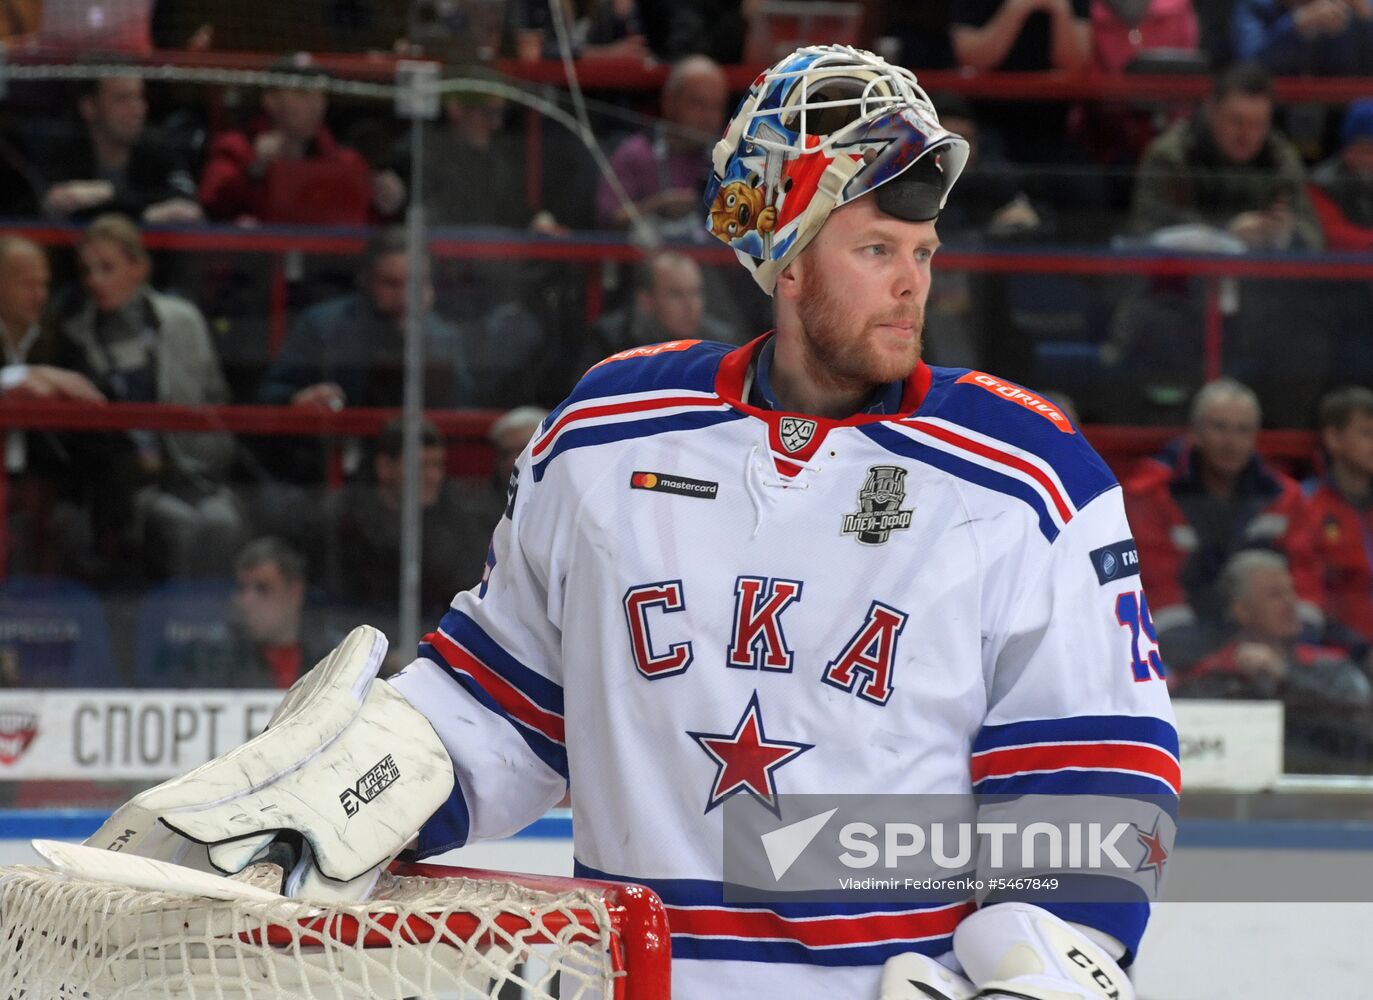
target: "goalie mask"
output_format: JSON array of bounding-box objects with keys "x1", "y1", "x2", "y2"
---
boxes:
[{"x1": 704, "y1": 44, "x2": 969, "y2": 295}]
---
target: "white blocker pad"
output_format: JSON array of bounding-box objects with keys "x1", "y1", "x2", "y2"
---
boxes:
[
  {"x1": 879, "y1": 952, "x2": 976, "y2": 1000},
  {"x1": 84, "y1": 626, "x2": 454, "y2": 901},
  {"x1": 953, "y1": 902, "x2": 1134, "y2": 1000},
  {"x1": 31, "y1": 839, "x2": 280, "y2": 902}
]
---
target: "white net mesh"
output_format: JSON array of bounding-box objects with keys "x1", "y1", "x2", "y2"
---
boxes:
[{"x1": 0, "y1": 863, "x2": 646, "y2": 999}]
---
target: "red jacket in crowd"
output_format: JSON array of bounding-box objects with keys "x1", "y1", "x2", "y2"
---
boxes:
[
  {"x1": 198, "y1": 123, "x2": 372, "y2": 224},
  {"x1": 1304, "y1": 475, "x2": 1373, "y2": 641},
  {"x1": 1123, "y1": 440, "x2": 1324, "y2": 632}
]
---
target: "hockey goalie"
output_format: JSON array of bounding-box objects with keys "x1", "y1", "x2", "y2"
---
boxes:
[{"x1": 74, "y1": 43, "x2": 1178, "y2": 1000}]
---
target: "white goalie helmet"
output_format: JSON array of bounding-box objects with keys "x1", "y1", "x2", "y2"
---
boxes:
[{"x1": 704, "y1": 44, "x2": 969, "y2": 295}]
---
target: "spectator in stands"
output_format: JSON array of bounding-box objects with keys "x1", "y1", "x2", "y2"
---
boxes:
[
  {"x1": 949, "y1": 0, "x2": 1090, "y2": 162},
  {"x1": 1309, "y1": 98, "x2": 1373, "y2": 251},
  {"x1": 449, "y1": 405, "x2": 550, "y2": 592},
  {"x1": 176, "y1": 537, "x2": 340, "y2": 688},
  {"x1": 1091, "y1": 0, "x2": 1200, "y2": 73},
  {"x1": 380, "y1": 85, "x2": 541, "y2": 230},
  {"x1": 49, "y1": 214, "x2": 243, "y2": 581},
  {"x1": 503, "y1": 0, "x2": 652, "y2": 61},
  {"x1": 253, "y1": 227, "x2": 477, "y2": 496},
  {"x1": 198, "y1": 55, "x2": 399, "y2": 225},
  {"x1": 0, "y1": 236, "x2": 103, "y2": 403},
  {"x1": 1124, "y1": 378, "x2": 1323, "y2": 668},
  {"x1": 1130, "y1": 61, "x2": 1323, "y2": 251},
  {"x1": 595, "y1": 55, "x2": 728, "y2": 236},
  {"x1": 951, "y1": 0, "x2": 1092, "y2": 71},
  {"x1": 575, "y1": 251, "x2": 737, "y2": 376},
  {"x1": 490, "y1": 405, "x2": 548, "y2": 488},
  {"x1": 314, "y1": 418, "x2": 491, "y2": 629},
  {"x1": 0, "y1": 236, "x2": 105, "y2": 575},
  {"x1": 258, "y1": 227, "x2": 474, "y2": 413},
  {"x1": 950, "y1": 0, "x2": 1110, "y2": 236},
  {"x1": 933, "y1": 96, "x2": 1044, "y2": 239},
  {"x1": 1175, "y1": 550, "x2": 1373, "y2": 770},
  {"x1": 1233, "y1": 0, "x2": 1373, "y2": 75},
  {"x1": 1306, "y1": 387, "x2": 1373, "y2": 642},
  {"x1": 921, "y1": 95, "x2": 1048, "y2": 377},
  {"x1": 1074, "y1": 2, "x2": 1202, "y2": 177},
  {"x1": 0, "y1": 0, "x2": 38, "y2": 42},
  {"x1": 38, "y1": 75, "x2": 202, "y2": 225}
]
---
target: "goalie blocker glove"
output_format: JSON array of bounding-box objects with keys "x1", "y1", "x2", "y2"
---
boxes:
[
  {"x1": 881, "y1": 904, "x2": 1133, "y2": 1000},
  {"x1": 85, "y1": 626, "x2": 455, "y2": 901}
]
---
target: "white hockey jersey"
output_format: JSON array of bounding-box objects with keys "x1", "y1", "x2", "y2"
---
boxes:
[{"x1": 389, "y1": 336, "x2": 1180, "y2": 999}]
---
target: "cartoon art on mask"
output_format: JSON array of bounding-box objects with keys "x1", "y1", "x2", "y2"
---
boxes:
[
  {"x1": 707, "y1": 177, "x2": 779, "y2": 245},
  {"x1": 703, "y1": 46, "x2": 969, "y2": 295}
]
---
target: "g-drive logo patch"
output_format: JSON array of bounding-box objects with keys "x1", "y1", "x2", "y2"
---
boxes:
[{"x1": 1090, "y1": 539, "x2": 1140, "y2": 585}]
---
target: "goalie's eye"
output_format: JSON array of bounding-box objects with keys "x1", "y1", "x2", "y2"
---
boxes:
[
  {"x1": 727, "y1": 222, "x2": 738, "y2": 235},
  {"x1": 725, "y1": 193, "x2": 737, "y2": 208}
]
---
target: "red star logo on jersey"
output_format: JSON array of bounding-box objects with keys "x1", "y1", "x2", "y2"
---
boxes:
[
  {"x1": 688, "y1": 692, "x2": 813, "y2": 816},
  {"x1": 1135, "y1": 817, "x2": 1170, "y2": 891}
]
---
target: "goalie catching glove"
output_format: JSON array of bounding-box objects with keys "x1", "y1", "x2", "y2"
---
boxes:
[
  {"x1": 881, "y1": 903, "x2": 1133, "y2": 1000},
  {"x1": 85, "y1": 626, "x2": 454, "y2": 901}
]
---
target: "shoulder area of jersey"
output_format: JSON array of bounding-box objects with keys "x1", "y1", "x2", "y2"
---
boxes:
[
  {"x1": 920, "y1": 366, "x2": 1116, "y2": 491},
  {"x1": 572, "y1": 338, "x2": 735, "y2": 402}
]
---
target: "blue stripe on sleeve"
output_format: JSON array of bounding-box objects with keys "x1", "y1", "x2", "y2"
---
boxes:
[
  {"x1": 971, "y1": 771, "x2": 1182, "y2": 803},
  {"x1": 861, "y1": 423, "x2": 1061, "y2": 542},
  {"x1": 415, "y1": 780, "x2": 472, "y2": 859},
  {"x1": 417, "y1": 644, "x2": 569, "y2": 780},
  {"x1": 669, "y1": 935, "x2": 953, "y2": 967},
  {"x1": 574, "y1": 861, "x2": 967, "y2": 917},
  {"x1": 532, "y1": 410, "x2": 745, "y2": 480},
  {"x1": 436, "y1": 609, "x2": 564, "y2": 717},
  {"x1": 973, "y1": 715, "x2": 1180, "y2": 757}
]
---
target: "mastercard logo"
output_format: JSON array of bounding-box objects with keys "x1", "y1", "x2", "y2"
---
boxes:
[{"x1": 632, "y1": 473, "x2": 658, "y2": 489}]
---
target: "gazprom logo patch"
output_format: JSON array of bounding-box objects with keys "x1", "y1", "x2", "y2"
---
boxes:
[{"x1": 1090, "y1": 539, "x2": 1140, "y2": 585}]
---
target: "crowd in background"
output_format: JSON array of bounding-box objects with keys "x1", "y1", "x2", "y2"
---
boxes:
[{"x1": 0, "y1": 1, "x2": 1368, "y2": 771}]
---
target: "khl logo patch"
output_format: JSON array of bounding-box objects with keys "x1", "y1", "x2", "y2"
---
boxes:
[
  {"x1": 842, "y1": 466, "x2": 914, "y2": 545},
  {"x1": 778, "y1": 417, "x2": 817, "y2": 453}
]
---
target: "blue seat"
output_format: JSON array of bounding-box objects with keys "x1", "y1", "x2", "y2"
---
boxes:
[
  {"x1": 0, "y1": 578, "x2": 119, "y2": 688},
  {"x1": 133, "y1": 580, "x2": 234, "y2": 688}
]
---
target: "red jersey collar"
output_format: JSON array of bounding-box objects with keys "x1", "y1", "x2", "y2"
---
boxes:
[
  {"x1": 715, "y1": 332, "x2": 932, "y2": 421},
  {"x1": 714, "y1": 333, "x2": 933, "y2": 474}
]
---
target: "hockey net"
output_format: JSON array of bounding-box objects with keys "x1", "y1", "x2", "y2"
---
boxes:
[{"x1": 0, "y1": 860, "x2": 671, "y2": 999}]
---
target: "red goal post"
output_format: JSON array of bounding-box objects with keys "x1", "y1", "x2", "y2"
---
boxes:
[{"x1": 0, "y1": 858, "x2": 673, "y2": 999}]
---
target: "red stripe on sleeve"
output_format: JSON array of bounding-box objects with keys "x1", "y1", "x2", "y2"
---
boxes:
[
  {"x1": 428, "y1": 631, "x2": 566, "y2": 745},
  {"x1": 665, "y1": 901, "x2": 974, "y2": 948},
  {"x1": 971, "y1": 742, "x2": 1181, "y2": 795},
  {"x1": 533, "y1": 395, "x2": 720, "y2": 457},
  {"x1": 906, "y1": 420, "x2": 1075, "y2": 523}
]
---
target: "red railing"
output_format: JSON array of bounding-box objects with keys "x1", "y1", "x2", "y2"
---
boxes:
[
  {"x1": 0, "y1": 397, "x2": 1319, "y2": 573},
  {"x1": 13, "y1": 222, "x2": 1373, "y2": 381},
  {"x1": 10, "y1": 47, "x2": 1369, "y2": 105}
]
